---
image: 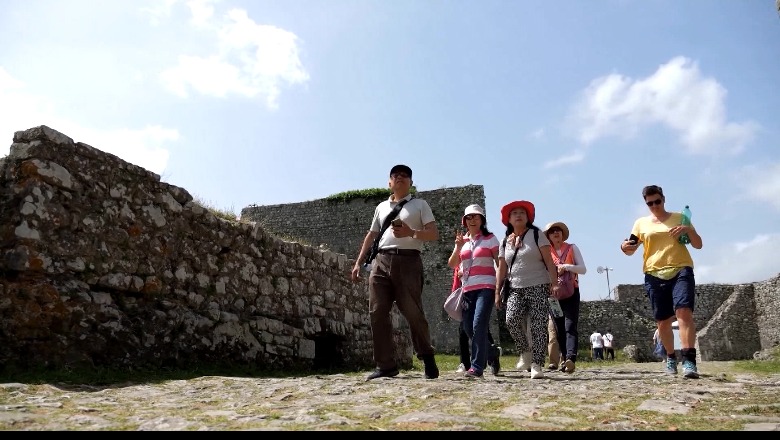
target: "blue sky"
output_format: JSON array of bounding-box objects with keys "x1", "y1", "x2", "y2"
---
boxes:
[{"x1": 2, "y1": 0, "x2": 779, "y2": 301}]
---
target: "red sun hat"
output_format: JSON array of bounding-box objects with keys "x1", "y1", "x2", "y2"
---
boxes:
[{"x1": 500, "y1": 200, "x2": 535, "y2": 225}]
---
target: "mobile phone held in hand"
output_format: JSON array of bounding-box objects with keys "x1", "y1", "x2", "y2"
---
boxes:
[
  {"x1": 392, "y1": 218, "x2": 403, "y2": 227},
  {"x1": 628, "y1": 234, "x2": 639, "y2": 245}
]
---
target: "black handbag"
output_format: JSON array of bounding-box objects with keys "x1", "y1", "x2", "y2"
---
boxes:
[
  {"x1": 362, "y1": 197, "x2": 412, "y2": 269},
  {"x1": 500, "y1": 240, "x2": 519, "y2": 304}
]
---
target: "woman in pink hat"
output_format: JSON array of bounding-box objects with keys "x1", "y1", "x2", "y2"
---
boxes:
[
  {"x1": 494, "y1": 200, "x2": 560, "y2": 379},
  {"x1": 448, "y1": 204, "x2": 501, "y2": 378}
]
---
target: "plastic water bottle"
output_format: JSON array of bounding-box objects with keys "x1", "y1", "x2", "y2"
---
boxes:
[{"x1": 679, "y1": 205, "x2": 691, "y2": 245}]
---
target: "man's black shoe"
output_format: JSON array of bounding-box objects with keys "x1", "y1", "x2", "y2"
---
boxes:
[
  {"x1": 422, "y1": 355, "x2": 439, "y2": 379},
  {"x1": 365, "y1": 367, "x2": 399, "y2": 381}
]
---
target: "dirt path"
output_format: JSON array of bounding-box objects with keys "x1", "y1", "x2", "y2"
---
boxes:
[{"x1": 1, "y1": 361, "x2": 779, "y2": 431}]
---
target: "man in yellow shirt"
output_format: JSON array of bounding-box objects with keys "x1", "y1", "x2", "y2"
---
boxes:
[{"x1": 620, "y1": 185, "x2": 703, "y2": 379}]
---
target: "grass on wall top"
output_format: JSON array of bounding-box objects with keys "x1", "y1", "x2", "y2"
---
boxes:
[{"x1": 325, "y1": 187, "x2": 417, "y2": 204}]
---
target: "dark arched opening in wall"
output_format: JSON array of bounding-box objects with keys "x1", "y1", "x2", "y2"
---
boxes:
[{"x1": 312, "y1": 333, "x2": 345, "y2": 371}]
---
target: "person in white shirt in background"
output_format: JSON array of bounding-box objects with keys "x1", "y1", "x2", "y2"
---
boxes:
[
  {"x1": 603, "y1": 330, "x2": 615, "y2": 360},
  {"x1": 590, "y1": 330, "x2": 604, "y2": 361}
]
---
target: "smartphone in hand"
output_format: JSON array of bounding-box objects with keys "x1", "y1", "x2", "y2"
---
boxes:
[
  {"x1": 628, "y1": 234, "x2": 639, "y2": 245},
  {"x1": 391, "y1": 218, "x2": 403, "y2": 227}
]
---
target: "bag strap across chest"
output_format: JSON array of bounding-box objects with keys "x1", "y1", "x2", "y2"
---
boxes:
[
  {"x1": 503, "y1": 227, "x2": 547, "y2": 279},
  {"x1": 551, "y1": 243, "x2": 572, "y2": 266}
]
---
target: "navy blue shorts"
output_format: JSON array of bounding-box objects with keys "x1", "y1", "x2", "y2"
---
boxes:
[{"x1": 643, "y1": 266, "x2": 695, "y2": 321}]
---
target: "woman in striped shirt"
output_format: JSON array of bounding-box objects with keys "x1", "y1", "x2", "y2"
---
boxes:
[{"x1": 448, "y1": 204, "x2": 501, "y2": 378}]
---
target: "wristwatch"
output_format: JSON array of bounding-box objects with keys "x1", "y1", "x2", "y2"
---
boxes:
[{"x1": 412, "y1": 230, "x2": 419, "y2": 240}]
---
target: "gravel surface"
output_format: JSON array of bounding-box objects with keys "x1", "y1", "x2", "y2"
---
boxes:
[{"x1": 1, "y1": 361, "x2": 779, "y2": 431}]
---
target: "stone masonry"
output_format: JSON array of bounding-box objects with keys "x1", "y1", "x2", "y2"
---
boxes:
[
  {"x1": 241, "y1": 169, "x2": 780, "y2": 361},
  {"x1": 241, "y1": 183, "x2": 489, "y2": 356},
  {"x1": 0, "y1": 126, "x2": 412, "y2": 372},
  {"x1": 1, "y1": 126, "x2": 778, "y2": 373}
]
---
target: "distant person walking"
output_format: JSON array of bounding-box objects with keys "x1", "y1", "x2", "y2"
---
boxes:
[
  {"x1": 590, "y1": 330, "x2": 604, "y2": 361},
  {"x1": 621, "y1": 184, "x2": 703, "y2": 379},
  {"x1": 351, "y1": 164, "x2": 440, "y2": 381},
  {"x1": 603, "y1": 330, "x2": 615, "y2": 360}
]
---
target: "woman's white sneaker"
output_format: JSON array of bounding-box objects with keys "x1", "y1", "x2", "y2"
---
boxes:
[
  {"x1": 516, "y1": 352, "x2": 532, "y2": 371},
  {"x1": 530, "y1": 363, "x2": 545, "y2": 379}
]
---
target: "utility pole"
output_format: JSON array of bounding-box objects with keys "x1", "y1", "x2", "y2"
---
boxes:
[{"x1": 596, "y1": 266, "x2": 613, "y2": 299}]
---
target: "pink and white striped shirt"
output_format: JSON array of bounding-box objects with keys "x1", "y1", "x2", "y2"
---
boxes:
[{"x1": 459, "y1": 232, "x2": 500, "y2": 293}]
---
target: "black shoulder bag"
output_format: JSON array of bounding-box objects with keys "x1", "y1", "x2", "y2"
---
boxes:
[
  {"x1": 362, "y1": 196, "x2": 412, "y2": 269},
  {"x1": 500, "y1": 235, "x2": 520, "y2": 304}
]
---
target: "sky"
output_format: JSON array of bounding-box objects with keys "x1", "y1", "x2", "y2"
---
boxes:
[{"x1": 1, "y1": 0, "x2": 779, "y2": 301}]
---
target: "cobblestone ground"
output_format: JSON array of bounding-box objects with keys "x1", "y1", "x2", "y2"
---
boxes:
[{"x1": 1, "y1": 361, "x2": 778, "y2": 431}]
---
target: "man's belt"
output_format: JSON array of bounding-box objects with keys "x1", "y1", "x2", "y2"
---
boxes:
[{"x1": 378, "y1": 248, "x2": 420, "y2": 256}]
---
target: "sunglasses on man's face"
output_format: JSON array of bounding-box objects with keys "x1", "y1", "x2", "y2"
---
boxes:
[{"x1": 646, "y1": 198, "x2": 663, "y2": 207}]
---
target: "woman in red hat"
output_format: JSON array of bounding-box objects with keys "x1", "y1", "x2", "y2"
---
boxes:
[{"x1": 494, "y1": 200, "x2": 560, "y2": 379}]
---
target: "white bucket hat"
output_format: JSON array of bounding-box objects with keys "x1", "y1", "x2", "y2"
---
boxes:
[{"x1": 462, "y1": 204, "x2": 485, "y2": 226}]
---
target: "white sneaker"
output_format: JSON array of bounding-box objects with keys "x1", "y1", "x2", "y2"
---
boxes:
[
  {"x1": 530, "y1": 363, "x2": 545, "y2": 379},
  {"x1": 456, "y1": 363, "x2": 466, "y2": 373},
  {"x1": 516, "y1": 352, "x2": 532, "y2": 371}
]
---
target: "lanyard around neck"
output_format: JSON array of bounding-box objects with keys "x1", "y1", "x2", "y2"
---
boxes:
[{"x1": 462, "y1": 236, "x2": 482, "y2": 281}]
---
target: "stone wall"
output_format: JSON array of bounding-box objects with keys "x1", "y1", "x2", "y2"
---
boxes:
[
  {"x1": 595, "y1": 277, "x2": 780, "y2": 361},
  {"x1": 241, "y1": 184, "x2": 488, "y2": 355},
  {"x1": 2, "y1": 125, "x2": 778, "y2": 371},
  {"x1": 754, "y1": 275, "x2": 780, "y2": 350},
  {"x1": 0, "y1": 126, "x2": 414, "y2": 372},
  {"x1": 595, "y1": 283, "x2": 737, "y2": 351},
  {"x1": 244, "y1": 195, "x2": 780, "y2": 360}
]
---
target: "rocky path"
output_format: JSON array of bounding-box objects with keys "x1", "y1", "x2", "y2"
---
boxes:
[{"x1": 1, "y1": 361, "x2": 779, "y2": 431}]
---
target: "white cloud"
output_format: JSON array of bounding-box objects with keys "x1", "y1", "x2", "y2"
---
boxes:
[
  {"x1": 141, "y1": 0, "x2": 181, "y2": 26},
  {"x1": 160, "y1": 55, "x2": 256, "y2": 98},
  {"x1": 158, "y1": 4, "x2": 309, "y2": 109},
  {"x1": 187, "y1": 0, "x2": 219, "y2": 27},
  {"x1": 569, "y1": 56, "x2": 758, "y2": 156},
  {"x1": 696, "y1": 233, "x2": 780, "y2": 284},
  {"x1": 733, "y1": 161, "x2": 780, "y2": 211},
  {"x1": 0, "y1": 67, "x2": 177, "y2": 175},
  {"x1": 530, "y1": 128, "x2": 545, "y2": 140},
  {"x1": 543, "y1": 150, "x2": 586, "y2": 169}
]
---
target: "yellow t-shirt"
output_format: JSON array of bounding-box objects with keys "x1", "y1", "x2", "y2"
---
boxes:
[{"x1": 631, "y1": 213, "x2": 694, "y2": 277}]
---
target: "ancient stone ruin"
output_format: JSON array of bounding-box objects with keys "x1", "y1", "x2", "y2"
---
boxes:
[{"x1": 1, "y1": 126, "x2": 778, "y2": 372}]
